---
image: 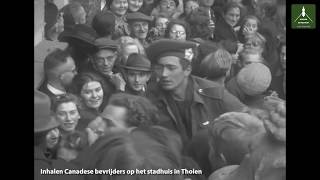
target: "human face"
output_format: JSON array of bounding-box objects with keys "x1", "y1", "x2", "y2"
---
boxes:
[
  {"x1": 159, "y1": 0, "x2": 176, "y2": 14},
  {"x1": 102, "y1": 105, "x2": 128, "y2": 129},
  {"x1": 128, "y1": 0, "x2": 143, "y2": 12},
  {"x1": 153, "y1": 56, "x2": 190, "y2": 91},
  {"x1": 280, "y1": 45, "x2": 286, "y2": 70},
  {"x1": 155, "y1": 17, "x2": 169, "y2": 36},
  {"x1": 243, "y1": 18, "x2": 258, "y2": 37},
  {"x1": 185, "y1": 1, "x2": 199, "y2": 15},
  {"x1": 224, "y1": 7, "x2": 240, "y2": 27},
  {"x1": 110, "y1": 0, "x2": 128, "y2": 16},
  {"x1": 93, "y1": 49, "x2": 118, "y2": 76},
  {"x1": 46, "y1": 128, "x2": 60, "y2": 149},
  {"x1": 131, "y1": 21, "x2": 149, "y2": 40},
  {"x1": 169, "y1": 24, "x2": 186, "y2": 41},
  {"x1": 55, "y1": 102, "x2": 80, "y2": 132},
  {"x1": 58, "y1": 57, "x2": 77, "y2": 87},
  {"x1": 75, "y1": 6, "x2": 87, "y2": 24},
  {"x1": 198, "y1": 0, "x2": 214, "y2": 7},
  {"x1": 81, "y1": 81, "x2": 104, "y2": 109},
  {"x1": 126, "y1": 70, "x2": 151, "y2": 91}
]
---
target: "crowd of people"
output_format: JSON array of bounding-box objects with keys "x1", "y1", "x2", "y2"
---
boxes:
[{"x1": 35, "y1": 0, "x2": 286, "y2": 179}]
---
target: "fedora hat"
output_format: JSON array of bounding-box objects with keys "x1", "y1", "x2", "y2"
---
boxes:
[
  {"x1": 59, "y1": 24, "x2": 98, "y2": 46},
  {"x1": 34, "y1": 90, "x2": 60, "y2": 133},
  {"x1": 120, "y1": 53, "x2": 151, "y2": 72}
]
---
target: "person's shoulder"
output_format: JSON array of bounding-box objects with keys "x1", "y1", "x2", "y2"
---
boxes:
[{"x1": 192, "y1": 76, "x2": 225, "y2": 100}]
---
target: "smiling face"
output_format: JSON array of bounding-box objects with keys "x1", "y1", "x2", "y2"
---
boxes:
[
  {"x1": 153, "y1": 56, "x2": 190, "y2": 91},
  {"x1": 128, "y1": 0, "x2": 143, "y2": 12},
  {"x1": 81, "y1": 81, "x2": 104, "y2": 109},
  {"x1": 126, "y1": 70, "x2": 151, "y2": 91},
  {"x1": 110, "y1": 0, "x2": 128, "y2": 16},
  {"x1": 224, "y1": 7, "x2": 241, "y2": 27},
  {"x1": 130, "y1": 21, "x2": 149, "y2": 40},
  {"x1": 55, "y1": 102, "x2": 80, "y2": 133}
]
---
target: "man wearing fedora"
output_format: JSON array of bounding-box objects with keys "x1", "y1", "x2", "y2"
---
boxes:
[
  {"x1": 121, "y1": 53, "x2": 152, "y2": 96},
  {"x1": 126, "y1": 12, "x2": 153, "y2": 48},
  {"x1": 39, "y1": 49, "x2": 77, "y2": 104},
  {"x1": 145, "y1": 39, "x2": 246, "y2": 176}
]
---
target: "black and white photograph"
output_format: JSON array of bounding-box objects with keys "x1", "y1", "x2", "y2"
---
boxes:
[{"x1": 34, "y1": 0, "x2": 286, "y2": 179}]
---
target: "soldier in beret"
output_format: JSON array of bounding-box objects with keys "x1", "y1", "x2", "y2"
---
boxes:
[
  {"x1": 145, "y1": 39, "x2": 246, "y2": 175},
  {"x1": 126, "y1": 12, "x2": 153, "y2": 48},
  {"x1": 120, "y1": 53, "x2": 152, "y2": 96}
]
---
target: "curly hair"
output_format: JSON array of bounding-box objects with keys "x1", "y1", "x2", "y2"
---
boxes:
[
  {"x1": 107, "y1": 93, "x2": 160, "y2": 127},
  {"x1": 164, "y1": 19, "x2": 191, "y2": 40}
]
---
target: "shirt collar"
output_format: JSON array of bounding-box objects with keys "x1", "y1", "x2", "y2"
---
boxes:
[{"x1": 47, "y1": 83, "x2": 66, "y2": 95}]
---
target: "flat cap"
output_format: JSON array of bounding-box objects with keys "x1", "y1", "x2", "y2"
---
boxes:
[
  {"x1": 94, "y1": 37, "x2": 119, "y2": 51},
  {"x1": 146, "y1": 39, "x2": 197, "y2": 63},
  {"x1": 59, "y1": 24, "x2": 98, "y2": 46},
  {"x1": 236, "y1": 63, "x2": 271, "y2": 96},
  {"x1": 126, "y1": 12, "x2": 153, "y2": 23}
]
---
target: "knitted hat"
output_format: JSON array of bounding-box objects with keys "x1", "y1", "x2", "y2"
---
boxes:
[{"x1": 236, "y1": 63, "x2": 271, "y2": 96}]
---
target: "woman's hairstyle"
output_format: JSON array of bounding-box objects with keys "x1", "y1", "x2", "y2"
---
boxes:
[
  {"x1": 71, "y1": 72, "x2": 113, "y2": 109},
  {"x1": 238, "y1": 15, "x2": 261, "y2": 41},
  {"x1": 164, "y1": 19, "x2": 191, "y2": 40},
  {"x1": 107, "y1": 93, "x2": 160, "y2": 127},
  {"x1": 244, "y1": 32, "x2": 266, "y2": 51},
  {"x1": 51, "y1": 93, "x2": 80, "y2": 113}
]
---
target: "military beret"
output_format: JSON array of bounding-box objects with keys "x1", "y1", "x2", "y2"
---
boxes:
[
  {"x1": 146, "y1": 39, "x2": 198, "y2": 63},
  {"x1": 126, "y1": 12, "x2": 153, "y2": 23},
  {"x1": 236, "y1": 63, "x2": 272, "y2": 96},
  {"x1": 94, "y1": 37, "x2": 119, "y2": 51}
]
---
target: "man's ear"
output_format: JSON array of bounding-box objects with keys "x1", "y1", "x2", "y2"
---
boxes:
[{"x1": 184, "y1": 64, "x2": 192, "y2": 76}]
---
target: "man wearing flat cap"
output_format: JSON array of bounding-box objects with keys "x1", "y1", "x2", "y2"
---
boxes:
[
  {"x1": 120, "y1": 53, "x2": 152, "y2": 96},
  {"x1": 84, "y1": 37, "x2": 126, "y2": 91},
  {"x1": 145, "y1": 39, "x2": 246, "y2": 173},
  {"x1": 126, "y1": 12, "x2": 153, "y2": 48}
]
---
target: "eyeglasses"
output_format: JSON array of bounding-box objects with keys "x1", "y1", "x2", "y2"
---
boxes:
[{"x1": 170, "y1": 30, "x2": 186, "y2": 36}]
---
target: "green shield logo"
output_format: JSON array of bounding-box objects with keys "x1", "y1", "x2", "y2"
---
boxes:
[{"x1": 292, "y1": 4, "x2": 316, "y2": 29}]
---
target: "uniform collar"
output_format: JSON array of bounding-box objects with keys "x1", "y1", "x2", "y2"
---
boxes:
[{"x1": 47, "y1": 83, "x2": 66, "y2": 95}]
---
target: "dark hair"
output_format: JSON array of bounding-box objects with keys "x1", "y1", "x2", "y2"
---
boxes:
[
  {"x1": 238, "y1": 15, "x2": 261, "y2": 42},
  {"x1": 71, "y1": 72, "x2": 112, "y2": 110},
  {"x1": 88, "y1": 129, "x2": 183, "y2": 180},
  {"x1": 92, "y1": 11, "x2": 115, "y2": 37},
  {"x1": 44, "y1": 49, "x2": 72, "y2": 77},
  {"x1": 51, "y1": 93, "x2": 80, "y2": 113},
  {"x1": 34, "y1": 130, "x2": 49, "y2": 146},
  {"x1": 223, "y1": 2, "x2": 243, "y2": 15},
  {"x1": 199, "y1": 48, "x2": 233, "y2": 80},
  {"x1": 164, "y1": 19, "x2": 191, "y2": 40},
  {"x1": 107, "y1": 93, "x2": 160, "y2": 127},
  {"x1": 62, "y1": 2, "x2": 85, "y2": 27},
  {"x1": 59, "y1": 130, "x2": 89, "y2": 151}
]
